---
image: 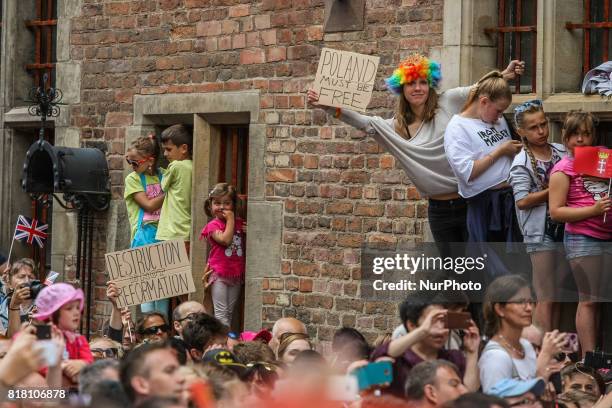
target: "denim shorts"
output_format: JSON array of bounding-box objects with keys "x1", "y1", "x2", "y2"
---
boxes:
[
  {"x1": 564, "y1": 232, "x2": 612, "y2": 260},
  {"x1": 525, "y1": 233, "x2": 559, "y2": 254}
]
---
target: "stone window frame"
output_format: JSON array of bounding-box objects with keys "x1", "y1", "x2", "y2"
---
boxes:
[
  {"x1": 127, "y1": 91, "x2": 281, "y2": 331},
  {"x1": 436, "y1": 0, "x2": 612, "y2": 142}
]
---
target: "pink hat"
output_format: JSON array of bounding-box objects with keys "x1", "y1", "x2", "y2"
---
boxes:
[
  {"x1": 33, "y1": 283, "x2": 84, "y2": 321},
  {"x1": 240, "y1": 329, "x2": 272, "y2": 343}
]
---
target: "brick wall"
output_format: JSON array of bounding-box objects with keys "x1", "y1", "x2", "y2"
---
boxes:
[{"x1": 69, "y1": 0, "x2": 444, "y2": 344}]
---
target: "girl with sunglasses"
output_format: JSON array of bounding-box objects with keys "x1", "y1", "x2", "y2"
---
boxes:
[
  {"x1": 508, "y1": 100, "x2": 568, "y2": 333},
  {"x1": 124, "y1": 134, "x2": 169, "y2": 315}
]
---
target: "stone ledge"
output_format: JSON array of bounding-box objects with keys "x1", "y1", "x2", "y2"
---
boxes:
[
  {"x1": 133, "y1": 91, "x2": 261, "y2": 125},
  {"x1": 4, "y1": 107, "x2": 55, "y2": 127}
]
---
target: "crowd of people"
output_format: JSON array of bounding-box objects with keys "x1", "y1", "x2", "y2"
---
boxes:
[{"x1": 0, "y1": 260, "x2": 610, "y2": 408}]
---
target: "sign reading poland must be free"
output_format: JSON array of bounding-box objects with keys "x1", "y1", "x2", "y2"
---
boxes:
[
  {"x1": 105, "y1": 240, "x2": 195, "y2": 308},
  {"x1": 314, "y1": 47, "x2": 380, "y2": 112}
]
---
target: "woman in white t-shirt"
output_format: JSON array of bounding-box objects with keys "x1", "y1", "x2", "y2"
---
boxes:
[
  {"x1": 444, "y1": 71, "x2": 525, "y2": 277},
  {"x1": 479, "y1": 274, "x2": 567, "y2": 393}
]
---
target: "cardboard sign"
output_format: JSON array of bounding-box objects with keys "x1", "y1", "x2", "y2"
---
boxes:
[
  {"x1": 105, "y1": 240, "x2": 195, "y2": 308},
  {"x1": 314, "y1": 47, "x2": 380, "y2": 112}
]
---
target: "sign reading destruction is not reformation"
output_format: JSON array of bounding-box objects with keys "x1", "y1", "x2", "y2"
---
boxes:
[
  {"x1": 314, "y1": 47, "x2": 380, "y2": 112},
  {"x1": 105, "y1": 240, "x2": 195, "y2": 308}
]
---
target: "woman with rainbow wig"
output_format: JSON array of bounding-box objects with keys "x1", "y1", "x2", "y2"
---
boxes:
[{"x1": 308, "y1": 53, "x2": 524, "y2": 254}]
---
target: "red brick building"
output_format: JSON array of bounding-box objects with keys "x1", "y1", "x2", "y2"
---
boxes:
[{"x1": 2, "y1": 0, "x2": 609, "y2": 348}]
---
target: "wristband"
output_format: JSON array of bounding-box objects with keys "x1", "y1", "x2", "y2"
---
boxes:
[{"x1": 334, "y1": 108, "x2": 342, "y2": 118}]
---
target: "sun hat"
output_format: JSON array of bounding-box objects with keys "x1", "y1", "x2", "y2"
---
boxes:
[
  {"x1": 33, "y1": 283, "x2": 84, "y2": 321},
  {"x1": 488, "y1": 378, "x2": 546, "y2": 398},
  {"x1": 240, "y1": 329, "x2": 272, "y2": 343}
]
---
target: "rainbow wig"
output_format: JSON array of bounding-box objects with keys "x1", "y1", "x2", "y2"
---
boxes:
[{"x1": 385, "y1": 54, "x2": 442, "y2": 95}]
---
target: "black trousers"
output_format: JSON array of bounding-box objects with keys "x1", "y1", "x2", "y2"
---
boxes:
[{"x1": 427, "y1": 197, "x2": 468, "y2": 258}]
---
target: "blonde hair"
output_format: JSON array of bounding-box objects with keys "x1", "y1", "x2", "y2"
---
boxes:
[
  {"x1": 515, "y1": 104, "x2": 547, "y2": 188},
  {"x1": 394, "y1": 89, "x2": 439, "y2": 139},
  {"x1": 562, "y1": 110, "x2": 598, "y2": 148},
  {"x1": 9, "y1": 258, "x2": 36, "y2": 282},
  {"x1": 204, "y1": 183, "x2": 239, "y2": 217},
  {"x1": 462, "y1": 71, "x2": 512, "y2": 112}
]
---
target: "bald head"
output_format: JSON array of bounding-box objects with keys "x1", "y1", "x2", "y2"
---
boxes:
[
  {"x1": 172, "y1": 301, "x2": 206, "y2": 337},
  {"x1": 270, "y1": 317, "x2": 307, "y2": 353}
]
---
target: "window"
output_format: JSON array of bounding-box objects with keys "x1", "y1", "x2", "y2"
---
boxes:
[
  {"x1": 218, "y1": 126, "x2": 249, "y2": 219},
  {"x1": 566, "y1": 0, "x2": 612, "y2": 74},
  {"x1": 485, "y1": 0, "x2": 537, "y2": 93},
  {"x1": 25, "y1": 0, "x2": 57, "y2": 88}
]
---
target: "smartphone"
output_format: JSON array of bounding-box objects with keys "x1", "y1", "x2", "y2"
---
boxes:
[
  {"x1": 327, "y1": 375, "x2": 359, "y2": 401},
  {"x1": 34, "y1": 340, "x2": 59, "y2": 367},
  {"x1": 564, "y1": 333, "x2": 579, "y2": 353},
  {"x1": 35, "y1": 324, "x2": 51, "y2": 340},
  {"x1": 352, "y1": 361, "x2": 393, "y2": 391},
  {"x1": 445, "y1": 311, "x2": 472, "y2": 330}
]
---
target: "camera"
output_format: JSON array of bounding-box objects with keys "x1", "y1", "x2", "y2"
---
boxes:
[
  {"x1": 18, "y1": 280, "x2": 46, "y2": 300},
  {"x1": 584, "y1": 350, "x2": 612, "y2": 370},
  {"x1": 7, "y1": 280, "x2": 47, "y2": 302}
]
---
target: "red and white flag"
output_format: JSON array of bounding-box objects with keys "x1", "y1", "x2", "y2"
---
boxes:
[
  {"x1": 13, "y1": 215, "x2": 48, "y2": 248},
  {"x1": 574, "y1": 146, "x2": 612, "y2": 178}
]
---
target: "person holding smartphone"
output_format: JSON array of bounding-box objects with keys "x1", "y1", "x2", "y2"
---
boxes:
[
  {"x1": 0, "y1": 258, "x2": 37, "y2": 337},
  {"x1": 371, "y1": 291, "x2": 481, "y2": 397}
]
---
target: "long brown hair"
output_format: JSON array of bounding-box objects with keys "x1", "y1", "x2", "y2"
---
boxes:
[
  {"x1": 483, "y1": 274, "x2": 531, "y2": 338},
  {"x1": 561, "y1": 110, "x2": 598, "y2": 148},
  {"x1": 462, "y1": 70, "x2": 512, "y2": 112},
  {"x1": 394, "y1": 88, "x2": 439, "y2": 139}
]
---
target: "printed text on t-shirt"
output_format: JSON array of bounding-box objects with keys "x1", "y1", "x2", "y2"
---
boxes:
[{"x1": 477, "y1": 127, "x2": 510, "y2": 147}]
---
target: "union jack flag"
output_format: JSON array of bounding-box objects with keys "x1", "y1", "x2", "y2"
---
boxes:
[{"x1": 14, "y1": 215, "x2": 48, "y2": 248}]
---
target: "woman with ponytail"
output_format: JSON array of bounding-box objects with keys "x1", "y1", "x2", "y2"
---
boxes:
[
  {"x1": 308, "y1": 55, "x2": 524, "y2": 256},
  {"x1": 444, "y1": 71, "x2": 524, "y2": 277},
  {"x1": 508, "y1": 100, "x2": 567, "y2": 332}
]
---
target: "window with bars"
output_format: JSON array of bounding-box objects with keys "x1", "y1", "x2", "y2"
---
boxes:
[
  {"x1": 25, "y1": 0, "x2": 57, "y2": 89},
  {"x1": 484, "y1": 0, "x2": 537, "y2": 93},
  {"x1": 566, "y1": 0, "x2": 612, "y2": 75},
  {"x1": 218, "y1": 127, "x2": 249, "y2": 220}
]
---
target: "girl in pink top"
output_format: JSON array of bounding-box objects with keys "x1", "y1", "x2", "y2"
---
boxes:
[
  {"x1": 200, "y1": 183, "x2": 246, "y2": 327},
  {"x1": 34, "y1": 283, "x2": 94, "y2": 386},
  {"x1": 549, "y1": 111, "x2": 612, "y2": 356}
]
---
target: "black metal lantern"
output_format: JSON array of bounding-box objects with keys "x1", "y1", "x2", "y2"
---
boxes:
[{"x1": 21, "y1": 73, "x2": 110, "y2": 339}]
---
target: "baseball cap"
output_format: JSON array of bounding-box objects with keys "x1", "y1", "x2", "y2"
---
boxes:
[
  {"x1": 202, "y1": 348, "x2": 246, "y2": 375},
  {"x1": 488, "y1": 378, "x2": 546, "y2": 398}
]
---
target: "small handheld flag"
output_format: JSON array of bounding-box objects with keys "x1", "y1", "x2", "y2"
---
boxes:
[
  {"x1": 574, "y1": 146, "x2": 612, "y2": 178},
  {"x1": 14, "y1": 215, "x2": 48, "y2": 248}
]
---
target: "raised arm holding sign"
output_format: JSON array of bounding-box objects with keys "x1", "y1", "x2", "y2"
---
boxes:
[
  {"x1": 314, "y1": 48, "x2": 380, "y2": 112},
  {"x1": 104, "y1": 239, "x2": 195, "y2": 308},
  {"x1": 309, "y1": 51, "x2": 524, "y2": 257}
]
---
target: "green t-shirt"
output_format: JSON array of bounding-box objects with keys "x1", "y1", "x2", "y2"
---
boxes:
[
  {"x1": 124, "y1": 171, "x2": 164, "y2": 242},
  {"x1": 156, "y1": 159, "x2": 193, "y2": 241}
]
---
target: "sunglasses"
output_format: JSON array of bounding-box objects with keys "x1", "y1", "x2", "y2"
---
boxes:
[
  {"x1": 91, "y1": 348, "x2": 119, "y2": 358},
  {"x1": 141, "y1": 324, "x2": 170, "y2": 336},
  {"x1": 176, "y1": 313, "x2": 199, "y2": 323},
  {"x1": 125, "y1": 156, "x2": 151, "y2": 167},
  {"x1": 513, "y1": 99, "x2": 543, "y2": 122}
]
